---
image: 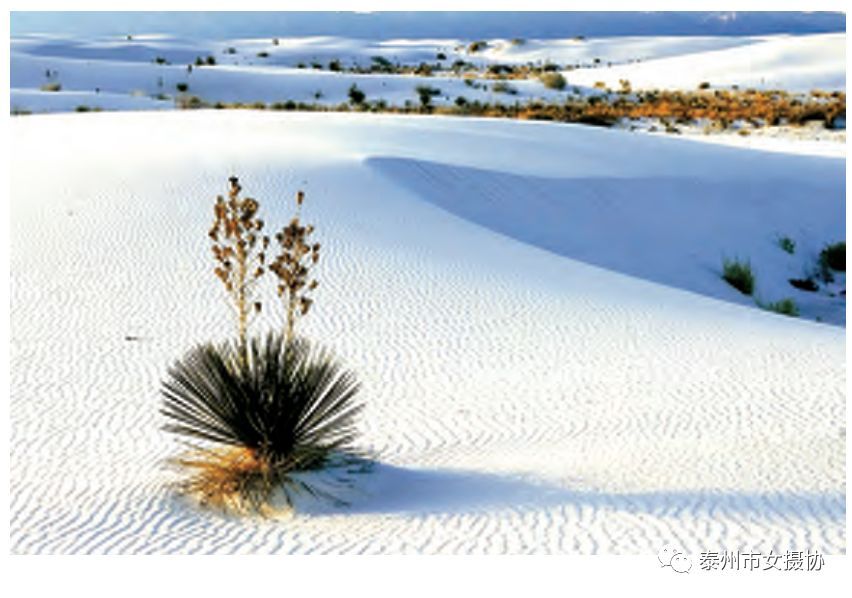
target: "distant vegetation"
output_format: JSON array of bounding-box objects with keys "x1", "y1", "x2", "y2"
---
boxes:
[
  {"x1": 168, "y1": 89, "x2": 846, "y2": 136},
  {"x1": 820, "y1": 241, "x2": 845, "y2": 272},
  {"x1": 492, "y1": 81, "x2": 517, "y2": 95},
  {"x1": 40, "y1": 82, "x2": 62, "y2": 92},
  {"x1": 722, "y1": 258, "x2": 755, "y2": 295},
  {"x1": 348, "y1": 84, "x2": 366, "y2": 105},
  {"x1": 539, "y1": 72, "x2": 567, "y2": 90},
  {"x1": 468, "y1": 40, "x2": 489, "y2": 53},
  {"x1": 415, "y1": 85, "x2": 442, "y2": 109},
  {"x1": 762, "y1": 298, "x2": 799, "y2": 317},
  {"x1": 777, "y1": 236, "x2": 796, "y2": 254}
]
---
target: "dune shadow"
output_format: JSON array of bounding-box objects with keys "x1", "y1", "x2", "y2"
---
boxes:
[
  {"x1": 366, "y1": 156, "x2": 844, "y2": 312},
  {"x1": 298, "y1": 462, "x2": 845, "y2": 522}
]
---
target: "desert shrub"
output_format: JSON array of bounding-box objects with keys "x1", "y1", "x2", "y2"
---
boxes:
[
  {"x1": 75, "y1": 105, "x2": 92, "y2": 112},
  {"x1": 539, "y1": 72, "x2": 567, "y2": 91},
  {"x1": 492, "y1": 81, "x2": 517, "y2": 95},
  {"x1": 370, "y1": 56, "x2": 393, "y2": 72},
  {"x1": 455, "y1": 96, "x2": 468, "y2": 107},
  {"x1": 154, "y1": 56, "x2": 168, "y2": 65},
  {"x1": 698, "y1": 81, "x2": 711, "y2": 90},
  {"x1": 176, "y1": 82, "x2": 189, "y2": 93},
  {"x1": 468, "y1": 40, "x2": 488, "y2": 53},
  {"x1": 777, "y1": 236, "x2": 796, "y2": 254},
  {"x1": 510, "y1": 38, "x2": 525, "y2": 46},
  {"x1": 40, "y1": 82, "x2": 62, "y2": 92},
  {"x1": 436, "y1": 52, "x2": 447, "y2": 60},
  {"x1": 416, "y1": 85, "x2": 441, "y2": 109},
  {"x1": 257, "y1": 51, "x2": 269, "y2": 58},
  {"x1": 161, "y1": 333, "x2": 364, "y2": 513},
  {"x1": 348, "y1": 84, "x2": 366, "y2": 105},
  {"x1": 225, "y1": 47, "x2": 237, "y2": 54},
  {"x1": 722, "y1": 258, "x2": 755, "y2": 295},
  {"x1": 271, "y1": 100, "x2": 297, "y2": 111},
  {"x1": 789, "y1": 278, "x2": 818, "y2": 292},
  {"x1": 762, "y1": 298, "x2": 799, "y2": 317},
  {"x1": 820, "y1": 241, "x2": 845, "y2": 272},
  {"x1": 176, "y1": 95, "x2": 206, "y2": 109},
  {"x1": 206, "y1": 55, "x2": 217, "y2": 66},
  {"x1": 328, "y1": 59, "x2": 342, "y2": 72}
]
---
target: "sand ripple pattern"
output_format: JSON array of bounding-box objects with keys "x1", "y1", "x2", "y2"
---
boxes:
[{"x1": 10, "y1": 112, "x2": 845, "y2": 554}]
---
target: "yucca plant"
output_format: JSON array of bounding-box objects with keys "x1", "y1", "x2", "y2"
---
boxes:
[{"x1": 161, "y1": 333, "x2": 364, "y2": 513}]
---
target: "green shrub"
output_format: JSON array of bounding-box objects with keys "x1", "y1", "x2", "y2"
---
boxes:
[
  {"x1": 820, "y1": 241, "x2": 845, "y2": 271},
  {"x1": 161, "y1": 334, "x2": 364, "y2": 512},
  {"x1": 763, "y1": 298, "x2": 799, "y2": 317},
  {"x1": 539, "y1": 72, "x2": 567, "y2": 90},
  {"x1": 416, "y1": 85, "x2": 441, "y2": 108},
  {"x1": 722, "y1": 258, "x2": 755, "y2": 295},
  {"x1": 468, "y1": 40, "x2": 488, "y2": 53},
  {"x1": 348, "y1": 84, "x2": 366, "y2": 105},
  {"x1": 777, "y1": 236, "x2": 796, "y2": 254},
  {"x1": 492, "y1": 81, "x2": 517, "y2": 95},
  {"x1": 176, "y1": 82, "x2": 189, "y2": 93}
]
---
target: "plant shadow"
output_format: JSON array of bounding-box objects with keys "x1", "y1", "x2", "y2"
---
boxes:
[{"x1": 296, "y1": 462, "x2": 845, "y2": 522}]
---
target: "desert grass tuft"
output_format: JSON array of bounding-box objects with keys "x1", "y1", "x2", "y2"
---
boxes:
[
  {"x1": 722, "y1": 257, "x2": 755, "y2": 295},
  {"x1": 761, "y1": 298, "x2": 799, "y2": 317}
]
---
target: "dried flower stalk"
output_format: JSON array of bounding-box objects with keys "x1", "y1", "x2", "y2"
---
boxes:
[
  {"x1": 270, "y1": 190, "x2": 320, "y2": 343},
  {"x1": 208, "y1": 176, "x2": 269, "y2": 354}
]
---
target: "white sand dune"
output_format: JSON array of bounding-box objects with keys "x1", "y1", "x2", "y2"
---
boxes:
[
  {"x1": 10, "y1": 111, "x2": 845, "y2": 554},
  {"x1": 567, "y1": 33, "x2": 846, "y2": 91},
  {"x1": 10, "y1": 32, "x2": 845, "y2": 116}
]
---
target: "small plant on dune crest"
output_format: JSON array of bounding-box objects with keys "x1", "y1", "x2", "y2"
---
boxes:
[
  {"x1": 163, "y1": 177, "x2": 363, "y2": 514},
  {"x1": 761, "y1": 298, "x2": 799, "y2": 317},
  {"x1": 270, "y1": 191, "x2": 321, "y2": 344},
  {"x1": 208, "y1": 176, "x2": 269, "y2": 356},
  {"x1": 722, "y1": 257, "x2": 755, "y2": 296}
]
